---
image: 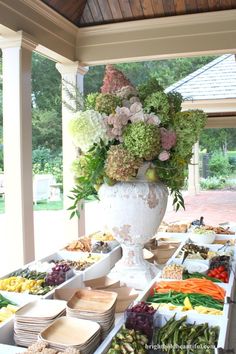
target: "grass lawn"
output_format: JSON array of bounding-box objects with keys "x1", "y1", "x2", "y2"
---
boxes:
[
  {"x1": 227, "y1": 151, "x2": 236, "y2": 158},
  {"x1": 0, "y1": 197, "x2": 63, "y2": 214}
]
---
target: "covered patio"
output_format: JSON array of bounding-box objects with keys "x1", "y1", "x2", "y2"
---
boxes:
[
  {"x1": 0, "y1": 0, "x2": 236, "y2": 354},
  {"x1": 0, "y1": 0, "x2": 236, "y2": 271}
]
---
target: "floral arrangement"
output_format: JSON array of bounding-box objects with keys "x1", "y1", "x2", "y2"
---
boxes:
[{"x1": 69, "y1": 65, "x2": 207, "y2": 217}]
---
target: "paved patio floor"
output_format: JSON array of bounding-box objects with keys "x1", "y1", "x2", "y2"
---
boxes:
[{"x1": 164, "y1": 190, "x2": 236, "y2": 225}]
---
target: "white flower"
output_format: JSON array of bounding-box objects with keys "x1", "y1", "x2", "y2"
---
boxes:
[
  {"x1": 115, "y1": 85, "x2": 137, "y2": 99},
  {"x1": 115, "y1": 106, "x2": 131, "y2": 116},
  {"x1": 145, "y1": 114, "x2": 161, "y2": 126},
  {"x1": 130, "y1": 111, "x2": 145, "y2": 123},
  {"x1": 129, "y1": 96, "x2": 140, "y2": 104},
  {"x1": 69, "y1": 110, "x2": 109, "y2": 152},
  {"x1": 130, "y1": 102, "x2": 143, "y2": 114}
]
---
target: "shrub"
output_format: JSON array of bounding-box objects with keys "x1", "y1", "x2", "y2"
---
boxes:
[
  {"x1": 200, "y1": 177, "x2": 226, "y2": 190},
  {"x1": 32, "y1": 147, "x2": 52, "y2": 170},
  {"x1": 0, "y1": 145, "x2": 3, "y2": 172},
  {"x1": 228, "y1": 156, "x2": 236, "y2": 172},
  {"x1": 32, "y1": 148, "x2": 62, "y2": 183},
  {"x1": 209, "y1": 153, "x2": 231, "y2": 177}
]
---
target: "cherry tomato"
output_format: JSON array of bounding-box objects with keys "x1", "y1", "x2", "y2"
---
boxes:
[
  {"x1": 214, "y1": 274, "x2": 221, "y2": 279},
  {"x1": 221, "y1": 271, "x2": 228, "y2": 277},
  {"x1": 218, "y1": 266, "x2": 225, "y2": 272},
  {"x1": 211, "y1": 269, "x2": 217, "y2": 276}
]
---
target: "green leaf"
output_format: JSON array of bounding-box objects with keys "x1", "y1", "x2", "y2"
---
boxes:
[{"x1": 70, "y1": 211, "x2": 76, "y2": 219}]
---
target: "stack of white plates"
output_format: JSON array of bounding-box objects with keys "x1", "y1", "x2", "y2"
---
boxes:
[
  {"x1": 14, "y1": 299, "x2": 66, "y2": 347},
  {"x1": 39, "y1": 316, "x2": 101, "y2": 354},
  {"x1": 66, "y1": 289, "x2": 117, "y2": 339}
]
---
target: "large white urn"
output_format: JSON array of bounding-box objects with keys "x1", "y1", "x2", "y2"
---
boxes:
[{"x1": 98, "y1": 170, "x2": 168, "y2": 289}]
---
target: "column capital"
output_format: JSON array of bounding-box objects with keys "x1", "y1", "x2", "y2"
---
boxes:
[
  {"x1": 56, "y1": 62, "x2": 89, "y2": 76},
  {"x1": 0, "y1": 30, "x2": 37, "y2": 51}
]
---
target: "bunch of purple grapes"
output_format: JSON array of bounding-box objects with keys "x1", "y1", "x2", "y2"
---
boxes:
[{"x1": 45, "y1": 263, "x2": 71, "y2": 286}]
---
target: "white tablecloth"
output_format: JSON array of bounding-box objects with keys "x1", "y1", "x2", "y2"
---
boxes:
[{"x1": 0, "y1": 344, "x2": 25, "y2": 354}]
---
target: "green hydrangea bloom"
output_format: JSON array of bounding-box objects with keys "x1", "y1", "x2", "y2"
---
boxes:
[
  {"x1": 95, "y1": 93, "x2": 122, "y2": 115},
  {"x1": 123, "y1": 121, "x2": 161, "y2": 160},
  {"x1": 144, "y1": 92, "x2": 170, "y2": 125},
  {"x1": 167, "y1": 91, "x2": 183, "y2": 115},
  {"x1": 173, "y1": 110, "x2": 207, "y2": 159},
  {"x1": 105, "y1": 145, "x2": 142, "y2": 181},
  {"x1": 85, "y1": 93, "x2": 99, "y2": 110},
  {"x1": 71, "y1": 156, "x2": 88, "y2": 180},
  {"x1": 138, "y1": 78, "x2": 164, "y2": 103}
]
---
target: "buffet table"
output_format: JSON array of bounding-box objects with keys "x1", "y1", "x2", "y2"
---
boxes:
[
  {"x1": 0, "y1": 228, "x2": 236, "y2": 354},
  {"x1": 0, "y1": 344, "x2": 25, "y2": 353}
]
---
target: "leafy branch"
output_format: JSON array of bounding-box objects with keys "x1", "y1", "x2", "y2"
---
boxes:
[
  {"x1": 171, "y1": 189, "x2": 185, "y2": 211},
  {"x1": 68, "y1": 140, "x2": 109, "y2": 218},
  {"x1": 62, "y1": 79, "x2": 84, "y2": 113}
]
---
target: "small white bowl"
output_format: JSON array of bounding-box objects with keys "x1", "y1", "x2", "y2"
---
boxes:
[
  {"x1": 190, "y1": 232, "x2": 216, "y2": 244},
  {"x1": 183, "y1": 260, "x2": 209, "y2": 274}
]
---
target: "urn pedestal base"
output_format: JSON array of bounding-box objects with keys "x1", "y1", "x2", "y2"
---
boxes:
[
  {"x1": 108, "y1": 244, "x2": 160, "y2": 290},
  {"x1": 99, "y1": 178, "x2": 168, "y2": 290}
]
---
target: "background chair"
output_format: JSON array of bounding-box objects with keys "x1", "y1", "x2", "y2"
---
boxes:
[{"x1": 33, "y1": 174, "x2": 56, "y2": 204}]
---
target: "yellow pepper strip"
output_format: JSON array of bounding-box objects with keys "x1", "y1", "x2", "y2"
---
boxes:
[
  {"x1": 183, "y1": 297, "x2": 193, "y2": 310},
  {"x1": 0, "y1": 305, "x2": 19, "y2": 323},
  {"x1": 194, "y1": 306, "x2": 223, "y2": 315},
  {"x1": 0, "y1": 276, "x2": 44, "y2": 293},
  {"x1": 149, "y1": 302, "x2": 222, "y2": 315}
]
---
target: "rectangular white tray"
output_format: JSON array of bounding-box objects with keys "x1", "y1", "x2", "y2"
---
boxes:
[
  {"x1": 57, "y1": 246, "x2": 122, "y2": 281},
  {"x1": 152, "y1": 311, "x2": 228, "y2": 352},
  {"x1": 94, "y1": 311, "x2": 228, "y2": 353}
]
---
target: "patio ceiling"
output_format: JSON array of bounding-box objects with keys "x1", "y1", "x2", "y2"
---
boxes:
[
  {"x1": 41, "y1": 0, "x2": 236, "y2": 27},
  {"x1": 0, "y1": 1, "x2": 236, "y2": 65}
]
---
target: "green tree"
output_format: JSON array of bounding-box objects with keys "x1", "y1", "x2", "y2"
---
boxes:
[
  {"x1": 200, "y1": 128, "x2": 236, "y2": 154},
  {"x1": 31, "y1": 53, "x2": 62, "y2": 152},
  {"x1": 209, "y1": 153, "x2": 231, "y2": 177},
  {"x1": 32, "y1": 109, "x2": 62, "y2": 151},
  {"x1": 32, "y1": 53, "x2": 61, "y2": 114},
  {"x1": 84, "y1": 56, "x2": 217, "y2": 93}
]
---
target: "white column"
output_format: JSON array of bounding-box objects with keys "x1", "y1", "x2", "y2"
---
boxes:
[
  {"x1": 56, "y1": 63, "x2": 88, "y2": 239},
  {"x1": 1, "y1": 31, "x2": 36, "y2": 270},
  {"x1": 188, "y1": 141, "x2": 200, "y2": 196}
]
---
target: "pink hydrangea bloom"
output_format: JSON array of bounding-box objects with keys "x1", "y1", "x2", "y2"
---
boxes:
[
  {"x1": 146, "y1": 114, "x2": 160, "y2": 126},
  {"x1": 160, "y1": 128, "x2": 177, "y2": 150},
  {"x1": 101, "y1": 65, "x2": 135, "y2": 94},
  {"x1": 104, "y1": 107, "x2": 130, "y2": 141},
  {"x1": 158, "y1": 150, "x2": 170, "y2": 161}
]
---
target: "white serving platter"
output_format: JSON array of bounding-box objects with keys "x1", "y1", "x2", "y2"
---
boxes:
[{"x1": 0, "y1": 291, "x2": 37, "y2": 345}]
